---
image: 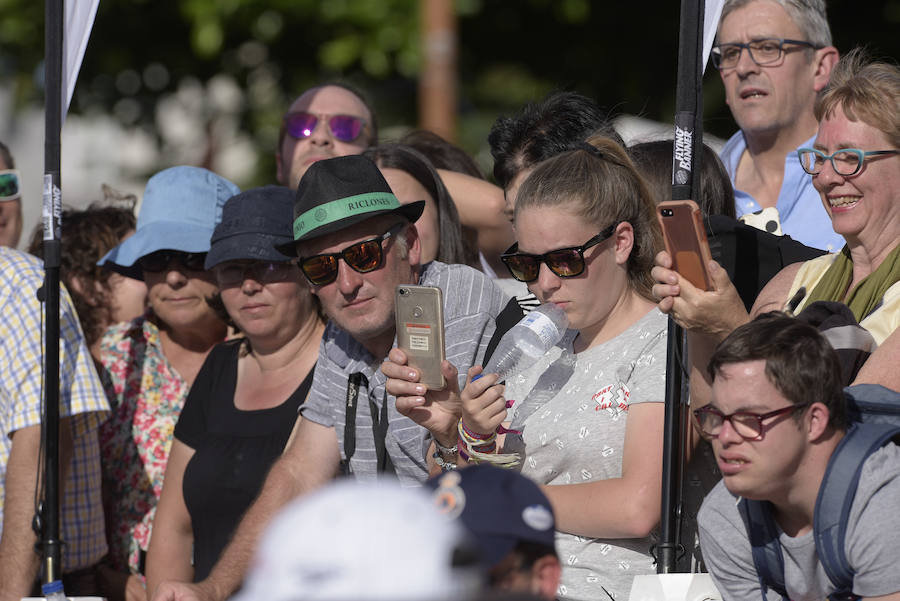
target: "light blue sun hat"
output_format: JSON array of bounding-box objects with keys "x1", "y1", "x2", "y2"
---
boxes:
[{"x1": 99, "y1": 166, "x2": 239, "y2": 277}]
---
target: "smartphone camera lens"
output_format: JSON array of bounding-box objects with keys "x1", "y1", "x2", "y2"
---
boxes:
[
  {"x1": 399, "y1": 288, "x2": 408, "y2": 296},
  {"x1": 662, "y1": 209, "x2": 674, "y2": 217}
]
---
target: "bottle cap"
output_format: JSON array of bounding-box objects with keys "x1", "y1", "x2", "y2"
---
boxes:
[{"x1": 41, "y1": 581, "x2": 64, "y2": 595}]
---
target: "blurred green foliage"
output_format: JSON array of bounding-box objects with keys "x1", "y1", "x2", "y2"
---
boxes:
[{"x1": 0, "y1": 0, "x2": 897, "y2": 186}]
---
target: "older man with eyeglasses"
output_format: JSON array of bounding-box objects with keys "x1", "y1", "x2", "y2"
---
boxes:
[
  {"x1": 713, "y1": 0, "x2": 842, "y2": 252},
  {"x1": 151, "y1": 154, "x2": 508, "y2": 601},
  {"x1": 0, "y1": 141, "x2": 23, "y2": 249}
]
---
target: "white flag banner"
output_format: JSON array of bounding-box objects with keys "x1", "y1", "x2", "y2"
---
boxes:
[
  {"x1": 63, "y1": 0, "x2": 99, "y2": 121},
  {"x1": 702, "y1": 0, "x2": 725, "y2": 75}
]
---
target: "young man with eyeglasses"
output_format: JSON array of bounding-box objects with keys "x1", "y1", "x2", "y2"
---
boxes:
[
  {"x1": 151, "y1": 154, "x2": 508, "y2": 601},
  {"x1": 696, "y1": 313, "x2": 900, "y2": 601},
  {"x1": 0, "y1": 141, "x2": 23, "y2": 248},
  {"x1": 714, "y1": 0, "x2": 842, "y2": 252},
  {"x1": 275, "y1": 83, "x2": 377, "y2": 190}
]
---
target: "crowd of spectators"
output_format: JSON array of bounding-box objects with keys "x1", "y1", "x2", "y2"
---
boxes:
[{"x1": 0, "y1": 2, "x2": 898, "y2": 601}]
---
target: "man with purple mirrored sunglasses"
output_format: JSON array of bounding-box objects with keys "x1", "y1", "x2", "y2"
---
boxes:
[{"x1": 275, "y1": 83, "x2": 378, "y2": 190}]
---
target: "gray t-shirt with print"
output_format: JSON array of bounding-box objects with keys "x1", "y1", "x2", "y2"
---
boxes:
[
  {"x1": 699, "y1": 443, "x2": 900, "y2": 601},
  {"x1": 504, "y1": 308, "x2": 668, "y2": 601}
]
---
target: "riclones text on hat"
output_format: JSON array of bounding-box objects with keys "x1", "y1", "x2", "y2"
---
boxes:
[{"x1": 293, "y1": 191, "x2": 400, "y2": 239}]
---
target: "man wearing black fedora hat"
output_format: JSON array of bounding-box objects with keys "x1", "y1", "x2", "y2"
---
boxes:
[{"x1": 152, "y1": 154, "x2": 508, "y2": 601}]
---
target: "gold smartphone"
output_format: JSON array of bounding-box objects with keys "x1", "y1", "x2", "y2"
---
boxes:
[{"x1": 395, "y1": 285, "x2": 446, "y2": 390}]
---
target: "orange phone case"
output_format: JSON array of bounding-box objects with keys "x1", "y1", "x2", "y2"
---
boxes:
[{"x1": 658, "y1": 200, "x2": 714, "y2": 291}]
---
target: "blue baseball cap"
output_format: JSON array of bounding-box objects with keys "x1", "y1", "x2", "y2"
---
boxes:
[
  {"x1": 99, "y1": 166, "x2": 239, "y2": 277},
  {"x1": 205, "y1": 185, "x2": 295, "y2": 270},
  {"x1": 426, "y1": 465, "x2": 557, "y2": 570}
]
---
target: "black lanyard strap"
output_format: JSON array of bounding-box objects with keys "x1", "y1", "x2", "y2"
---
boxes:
[
  {"x1": 371, "y1": 388, "x2": 395, "y2": 474},
  {"x1": 341, "y1": 372, "x2": 395, "y2": 475},
  {"x1": 341, "y1": 372, "x2": 367, "y2": 476}
]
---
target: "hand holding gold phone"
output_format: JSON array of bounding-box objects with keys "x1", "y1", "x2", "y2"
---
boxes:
[{"x1": 395, "y1": 285, "x2": 446, "y2": 390}]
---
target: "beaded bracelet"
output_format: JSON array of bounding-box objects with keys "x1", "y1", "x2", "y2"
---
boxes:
[
  {"x1": 433, "y1": 437, "x2": 458, "y2": 456},
  {"x1": 432, "y1": 450, "x2": 458, "y2": 471}
]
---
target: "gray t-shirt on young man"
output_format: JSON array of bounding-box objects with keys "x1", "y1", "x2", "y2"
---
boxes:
[
  {"x1": 504, "y1": 308, "x2": 668, "y2": 601},
  {"x1": 698, "y1": 443, "x2": 900, "y2": 601},
  {"x1": 301, "y1": 261, "x2": 508, "y2": 486}
]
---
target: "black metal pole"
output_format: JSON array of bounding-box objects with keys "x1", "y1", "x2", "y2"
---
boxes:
[
  {"x1": 658, "y1": 0, "x2": 705, "y2": 574},
  {"x1": 40, "y1": 0, "x2": 64, "y2": 585}
]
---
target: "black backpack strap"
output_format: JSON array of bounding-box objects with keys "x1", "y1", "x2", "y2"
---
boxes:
[
  {"x1": 814, "y1": 422, "x2": 900, "y2": 598},
  {"x1": 738, "y1": 498, "x2": 788, "y2": 601},
  {"x1": 340, "y1": 372, "x2": 368, "y2": 476}
]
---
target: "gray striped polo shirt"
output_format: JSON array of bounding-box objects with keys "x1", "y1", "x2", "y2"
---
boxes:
[{"x1": 301, "y1": 261, "x2": 509, "y2": 485}]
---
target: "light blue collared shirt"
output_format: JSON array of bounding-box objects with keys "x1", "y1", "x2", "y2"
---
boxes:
[{"x1": 721, "y1": 131, "x2": 844, "y2": 252}]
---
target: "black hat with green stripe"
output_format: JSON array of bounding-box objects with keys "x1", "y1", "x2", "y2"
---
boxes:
[{"x1": 282, "y1": 154, "x2": 424, "y2": 254}]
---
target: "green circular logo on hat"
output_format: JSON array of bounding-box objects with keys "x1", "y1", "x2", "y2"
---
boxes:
[{"x1": 315, "y1": 208, "x2": 327, "y2": 222}]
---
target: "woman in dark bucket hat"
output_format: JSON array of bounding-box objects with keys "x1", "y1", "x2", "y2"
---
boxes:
[{"x1": 145, "y1": 186, "x2": 325, "y2": 589}]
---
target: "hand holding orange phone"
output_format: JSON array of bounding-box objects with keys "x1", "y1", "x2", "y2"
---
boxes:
[{"x1": 657, "y1": 200, "x2": 714, "y2": 291}]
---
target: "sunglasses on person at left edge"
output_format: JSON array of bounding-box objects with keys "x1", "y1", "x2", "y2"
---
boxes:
[
  {"x1": 0, "y1": 170, "x2": 21, "y2": 201},
  {"x1": 138, "y1": 250, "x2": 208, "y2": 273}
]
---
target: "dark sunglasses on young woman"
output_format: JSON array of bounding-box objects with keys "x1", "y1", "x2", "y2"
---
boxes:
[
  {"x1": 501, "y1": 223, "x2": 617, "y2": 283},
  {"x1": 138, "y1": 250, "x2": 208, "y2": 273},
  {"x1": 297, "y1": 223, "x2": 405, "y2": 286},
  {"x1": 283, "y1": 111, "x2": 367, "y2": 144}
]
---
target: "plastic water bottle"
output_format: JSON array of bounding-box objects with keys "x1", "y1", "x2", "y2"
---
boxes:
[
  {"x1": 42, "y1": 580, "x2": 67, "y2": 601},
  {"x1": 479, "y1": 303, "x2": 568, "y2": 381}
]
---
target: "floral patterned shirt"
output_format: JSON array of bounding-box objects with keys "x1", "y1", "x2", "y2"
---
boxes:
[{"x1": 98, "y1": 314, "x2": 189, "y2": 573}]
